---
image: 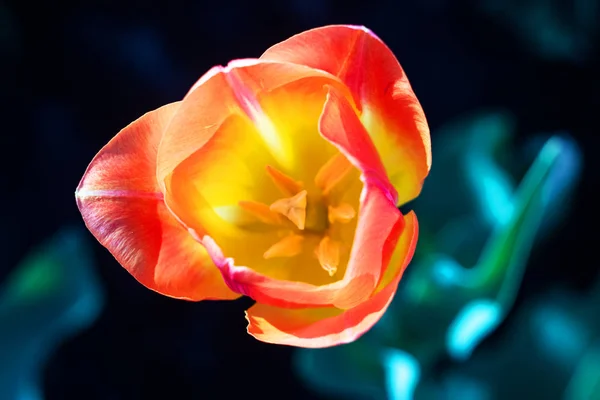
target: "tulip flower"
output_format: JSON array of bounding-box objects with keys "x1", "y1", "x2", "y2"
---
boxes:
[{"x1": 75, "y1": 25, "x2": 431, "y2": 347}]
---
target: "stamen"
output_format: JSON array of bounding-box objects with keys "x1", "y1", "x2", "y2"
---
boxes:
[
  {"x1": 314, "y1": 153, "x2": 353, "y2": 195},
  {"x1": 328, "y1": 203, "x2": 357, "y2": 224},
  {"x1": 263, "y1": 234, "x2": 304, "y2": 259},
  {"x1": 315, "y1": 236, "x2": 341, "y2": 276},
  {"x1": 270, "y1": 190, "x2": 308, "y2": 230},
  {"x1": 238, "y1": 201, "x2": 283, "y2": 225},
  {"x1": 266, "y1": 165, "x2": 304, "y2": 196}
]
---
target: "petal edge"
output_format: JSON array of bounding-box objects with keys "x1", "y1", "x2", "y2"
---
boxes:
[
  {"x1": 76, "y1": 102, "x2": 238, "y2": 301},
  {"x1": 245, "y1": 211, "x2": 418, "y2": 348}
]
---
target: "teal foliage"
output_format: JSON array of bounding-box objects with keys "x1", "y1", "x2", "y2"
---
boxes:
[
  {"x1": 295, "y1": 110, "x2": 582, "y2": 400},
  {"x1": 416, "y1": 280, "x2": 600, "y2": 399},
  {"x1": 479, "y1": 0, "x2": 598, "y2": 62},
  {"x1": 0, "y1": 227, "x2": 104, "y2": 400}
]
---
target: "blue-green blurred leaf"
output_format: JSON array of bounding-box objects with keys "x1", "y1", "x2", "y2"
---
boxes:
[
  {"x1": 294, "y1": 110, "x2": 582, "y2": 400},
  {"x1": 0, "y1": 226, "x2": 104, "y2": 400},
  {"x1": 564, "y1": 340, "x2": 600, "y2": 400},
  {"x1": 479, "y1": 0, "x2": 598, "y2": 62},
  {"x1": 419, "y1": 280, "x2": 600, "y2": 400},
  {"x1": 383, "y1": 348, "x2": 421, "y2": 400}
]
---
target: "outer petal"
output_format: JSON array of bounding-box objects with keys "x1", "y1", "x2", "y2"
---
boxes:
[
  {"x1": 261, "y1": 25, "x2": 431, "y2": 205},
  {"x1": 75, "y1": 103, "x2": 239, "y2": 301},
  {"x1": 245, "y1": 211, "x2": 418, "y2": 348}
]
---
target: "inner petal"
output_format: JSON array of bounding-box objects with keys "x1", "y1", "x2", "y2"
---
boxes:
[
  {"x1": 165, "y1": 78, "x2": 364, "y2": 286},
  {"x1": 164, "y1": 115, "x2": 282, "y2": 260}
]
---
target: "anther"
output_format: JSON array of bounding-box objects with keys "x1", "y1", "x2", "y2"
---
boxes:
[
  {"x1": 266, "y1": 165, "x2": 304, "y2": 196},
  {"x1": 238, "y1": 201, "x2": 283, "y2": 225},
  {"x1": 314, "y1": 153, "x2": 353, "y2": 195},
  {"x1": 315, "y1": 236, "x2": 341, "y2": 276},
  {"x1": 263, "y1": 234, "x2": 304, "y2": 259}
]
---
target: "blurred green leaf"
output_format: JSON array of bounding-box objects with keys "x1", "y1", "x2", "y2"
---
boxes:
[
  {"x1": 294, "y1": 111, "x2": 582, "y2": 400},
  {"x1": 0, "y1": 226, "x2": 104, "y2": 400}
]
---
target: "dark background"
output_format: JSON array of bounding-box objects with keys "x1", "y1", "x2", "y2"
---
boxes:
[{"x1": 1, "y1": 1, "x2": 597, "y2": 399}]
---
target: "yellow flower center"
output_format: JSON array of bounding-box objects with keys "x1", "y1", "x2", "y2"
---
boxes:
[{"x1": 238, "y1": 153, "x2": 357, "y2": 277}]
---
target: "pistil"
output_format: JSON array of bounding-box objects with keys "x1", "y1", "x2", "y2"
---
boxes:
[{"x1": 269, "y1": 190, "x2": 308, "y2": 230}]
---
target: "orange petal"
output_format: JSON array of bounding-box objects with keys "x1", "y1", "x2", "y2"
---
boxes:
[
  {"x1": 245, "y1": 212, "x2": 418, "y2": 348},
  {"x1": 156, "y1": 59, "x2": 346, "y2": 186},
  {"x1": 319, "y1": 85, "x2": 396, "y2": 202},
  {"x1": 262, "y1": 25, "x2": 431, "y2": 205},
  {"x1": 201, "y1": 182, "x2": 404, "y2": 309},
  {"x1": 75, "y1": 103, "x2": 239, "y2": 301}
]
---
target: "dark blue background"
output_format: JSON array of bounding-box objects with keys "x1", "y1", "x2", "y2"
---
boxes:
[{"x1": 1, "y1": 1, "x2": 596, "y2": 398}]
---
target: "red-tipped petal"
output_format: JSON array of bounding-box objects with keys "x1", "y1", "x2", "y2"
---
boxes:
[
  {"x1": 319, "y1": 85, "x2": 397, "y2": 203},
  {"x1": 262, "y1": 25, "x2": 431, "y2": 205},
  {"x1": 76, "y1": 103, "x2": 238, "y2": 301},
  {"x1": 245, "y1": 212, "x2": 418, "y2": 348}
]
